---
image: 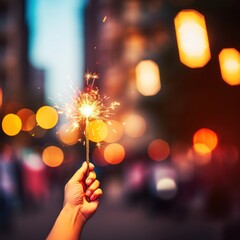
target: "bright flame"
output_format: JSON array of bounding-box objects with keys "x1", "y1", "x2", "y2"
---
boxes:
[
  {"x1": 219, "y1": 48, "x2": 240, "y2": 86},
  {"x1": 174, "y1": 9, "x2": 211, "y2": 68},
  {"x1": 80, "y1": 104, "x2": 94, "y2": 118}
]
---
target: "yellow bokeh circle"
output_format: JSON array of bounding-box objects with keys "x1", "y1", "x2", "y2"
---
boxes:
[
  {"x1": 36, "y1": 106, "x2": 58, "y2": 129},
  {"x1": 2, "y1": 114, "x2": 22, "y2": 136},
  {"x1": 42, "y1": 146, "x2": 64, "y2": 167},
  {"x1": 88, "y1": 120, "x2": 108, "y2": 143}
]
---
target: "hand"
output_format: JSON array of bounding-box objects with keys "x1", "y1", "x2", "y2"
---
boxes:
[{"x1": 63, "y1": 161, "x2": 103, "y2": 221}]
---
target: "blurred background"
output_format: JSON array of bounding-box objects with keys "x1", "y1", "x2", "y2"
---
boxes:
[{"x1": 0, "y1": 0, "x2": 240, "y2": 239}]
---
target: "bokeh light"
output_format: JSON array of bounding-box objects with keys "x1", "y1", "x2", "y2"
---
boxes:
[
  {"x1": 156, "y1": 177, "x2": 177, "y2": 200},
  {"x1": 148, "y1": 139, "x2": 170, "y2": 161},
  {"x1": 42, "y1": 146, "x2": 64, "y2": 167},
  {"x1": 193, "y1": 128, "x2": 218, "y2": 154},
  {"x1": 2, "y1": 113, "x2": 22, "y2": 136},
  {"x1": 123, "y1": 113, "x2": 146, "y2": 138},
  {"x1": 88, "y1": 120, "x2": 108, "y2": 143},
  {"x1": 17, "y1": 108, "x2": 36, "y2": 131},
  {"x1": 135, "y1": 59, "x2": 161, "y2": 96},
  {"x1": 219, "y1": 48, "x2": 240, "y2": 86},
  {"x1": 57, "y1": 122, "x2": 80, "y2": 145},
  {"x1": 104, "y1": 120, "x2": 123, "y2": 143},
  {"x1": 104, "y1": 143, "x2": 125, "y2": 164},
  {"x1": 174, "y1": 9, "x2": 211, "y2": 68},
  {"x1": 36, "y1": 106, "x2": 58, "y2": 129}
]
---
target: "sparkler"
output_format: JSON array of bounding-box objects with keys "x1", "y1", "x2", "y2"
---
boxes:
[{"x1": 56, "y1": 73, "x2": 119, "y2": 173}]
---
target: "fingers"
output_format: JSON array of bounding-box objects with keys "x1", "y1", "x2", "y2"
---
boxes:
[
  {"x1": 85, "y1": 178, "x2": 103, "y2": 201},
  {"x1": 85, "y1": 171, "x2": 97, "y2": 185},
  {"x1": 90, "y1": 188, "x2": 103, "y2": 201},
  {"x1": 70, "y1": 161, "x2": 95, "y2": 182}
]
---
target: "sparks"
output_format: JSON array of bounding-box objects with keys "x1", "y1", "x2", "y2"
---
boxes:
[{"x1": 56, "y1": 73, "x2": 120, "y2": 132}]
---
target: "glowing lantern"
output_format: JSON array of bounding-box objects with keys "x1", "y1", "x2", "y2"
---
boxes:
[
  {"x1": 174, "y1": 10, "x2": 211, "y2": 68},
  {"x1": 17, "y1": 108, "x2": 36, "y2": 131},
  {"x1": 42, "y1": 146, "x2": 64, "y2": 167},
  {"x1": 104, "y1": 143, "x2": 125, "y2": 164},
  {"x1": 135, "y1": 60, "x2": 161, "y2": 96},
  {"x1": 2, "y1": 113, "x2": 22, "y2": 136},
  {"x1": 36, "y1": 106, "x2": 58, "y2": 129},
  {"x1": 219, "y1": 48, "x2": 240, "y2": 86},
  {"x1": 88, "y1": 120, "x2": 108, "y2": 143},
  {"x1": 58, "y1": 122, "x2": 80, "y2": 145},
  {"x1": 148, "y1": 139, "x2": 170, "y2": 161},
  {"x1": 193, "y1": 128, "x2": 218, "y2": 154},
  {"x1": 124, "y1": 113, "x2": 146, "y2": 138},
  {"x1": 104, "y1": 120, "x2": 123, "y2": 143}
]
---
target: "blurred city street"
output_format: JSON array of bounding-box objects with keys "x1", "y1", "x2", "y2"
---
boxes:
[{"x1": 0, "y1": 0, "x2": 240, "y2": 239}]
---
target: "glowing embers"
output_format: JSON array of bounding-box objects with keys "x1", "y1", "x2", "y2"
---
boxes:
[
  {"x1": 219, "y1": 48, "x2": 240, "y2": 86},
  {"x1": 148, "y1": 139, "x2": 170, "y2": 161},
  {"x1": 193, "y1": 128, "x2": 218, "y2": 154},
  {"x1": 135, "y1": 60, "x2": 161, "y2": 96},
  {"x1": 174, "y1": 10, "x2": 211, "y2": 68},
  {"x1": 42, "y1": 146, "x2": 64, "y2": 167},
  {"x1": 17, "y1": 108, "x2": 36, "y2": 131},
  {"x1": 2, "y1": 113, "x2": 22, "y2": 136},
  {"x1": 36, "y1": 106, "x2": 58, "y2": 129}
]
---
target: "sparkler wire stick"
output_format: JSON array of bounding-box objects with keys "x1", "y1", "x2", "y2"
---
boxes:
[{"x1": 85, "y1": 118, "x2": 90, "y2": 176}]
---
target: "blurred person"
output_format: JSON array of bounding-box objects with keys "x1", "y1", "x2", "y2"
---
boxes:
[
  {"x1": 21, "y1": 149, "x2": 49, "y2": 208},
  {"x1": 46, "y1": 161, "x2": 103, "y2": 240},
  {"x1": 0, "y1": 144, "x2": 18, "y2": 232}
]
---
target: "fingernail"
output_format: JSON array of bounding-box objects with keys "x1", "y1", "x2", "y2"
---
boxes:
[
  {"x1": 86, "y1": 179, "x2": 92, "y2": 185},
  {"x1": 86, "y1": 190, "x2": 91, "y2": 196}
]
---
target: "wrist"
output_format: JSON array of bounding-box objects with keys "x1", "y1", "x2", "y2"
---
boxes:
[{"x1": 63, "y1": 203, "x2": 86, "y2": 225}]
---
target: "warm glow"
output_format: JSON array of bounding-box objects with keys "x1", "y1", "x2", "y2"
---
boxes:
[
  {"x1": 148, "y1": 139, "x2": 170, "y2": 161},
  {"x1": 2, "y1": 114, "x2": 22, "y2": 136},
  {"x1": 135, "y1": 60, "x2": 161, "y2": 96},
  {"x1": 36, "y1": 106, "x2": 58, "y2": 129},
  {"x1": 124, "y1": 113, "x2": 146, "y2": 138},
  {"x1": 80, "y1": 105, "x2": 94, "y2": 118},
  {"x1": 104, "y1": 120, "x2": 123, "y2": 143},
  {"x1": 17, "y1": 108, "x2": 36, "y2": 131},
  {"x1": 219, "y1": 48, "x2": 240, "y2": 86},
  {"x1": 174, "y1": 10, "x2": 211, "y2": 68},
  {"x1": 42, "y1": 146, "x2": 64, "y2": 167},
  {"x1": 88, "y1": 120, "x2": 108, "y2": 143},
  {"x1": 104, "y1": 143, "x2": 125, "y2": 164},
  {"x1": 193, "y1": 128, "x2": 218, "y2": 154},
  {"x1": 58, "y1": 122, "x2": 80, "y2": 145}
]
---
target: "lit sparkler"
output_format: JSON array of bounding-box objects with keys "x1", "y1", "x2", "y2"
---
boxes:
[{"x1": 56, "y1": 73, "x2": 120, "y2": 171}]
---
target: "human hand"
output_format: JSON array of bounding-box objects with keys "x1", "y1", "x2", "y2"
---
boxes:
[{"x1": 64, "y1": 161, "x2": 103, "y2": 221}]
